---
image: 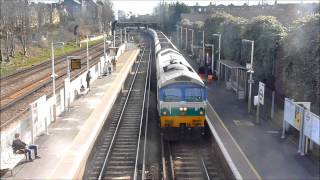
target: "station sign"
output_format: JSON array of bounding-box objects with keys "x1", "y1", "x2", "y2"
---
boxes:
[
  {"x1": 258, "y1": 82, "x2": 265, "y2": 105},
  {"x1": 71, "y1": 59, "x2": 81, "y2": 70}
]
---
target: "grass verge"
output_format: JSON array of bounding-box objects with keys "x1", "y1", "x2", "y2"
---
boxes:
[{"x1": 0, "y1": 38, "x2": 103, "y2": 77}]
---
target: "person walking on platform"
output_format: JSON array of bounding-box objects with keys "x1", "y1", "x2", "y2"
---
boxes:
[
  {"x1": 86, "y1": 70, "x2": 91, "y2": 89},
  {"x1": 12, "y1": 133, "x2": 40, "y2": 161},
  {"x1": 111, "y1": 57, "x2": 116, "y2": 72}
]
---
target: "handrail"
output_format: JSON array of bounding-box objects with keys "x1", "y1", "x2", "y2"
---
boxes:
[
  {"x1": 97, "y1": 46, "x2": 146, "y2": 180},
  {"x1": 133, "y1": 43, "x2": 151, "y2": 180}
]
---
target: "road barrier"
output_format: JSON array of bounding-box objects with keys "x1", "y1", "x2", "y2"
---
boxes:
[{"x1": 282, "y1": 98, "x2": 320, "y2": 155}]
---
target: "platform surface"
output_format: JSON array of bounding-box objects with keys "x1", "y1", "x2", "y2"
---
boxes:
[
  {"x1": 183, "y1": 51, "x2": 319, "y2": 180},
  {"x1": 1, "y1": 48, "x2": 139, "y2": 179}
]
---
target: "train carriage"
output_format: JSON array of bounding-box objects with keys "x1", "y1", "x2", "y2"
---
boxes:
[{"x1": 148, "y1": 29, "x2": 207, "y2": 141}]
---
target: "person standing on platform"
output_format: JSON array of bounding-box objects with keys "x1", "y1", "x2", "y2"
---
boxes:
[
  {"x1": 12, "y1": 133, "x2": 40, "y2": 161},
  {"x1": 112, "y1": 57, "x2": 116, "y2": 72},
  {"x1": 107, "y1": 60, "x2": 112, "y2": 75},
  {"x1": 86, "y1": 70, "x2": 91, "y2": 89}
]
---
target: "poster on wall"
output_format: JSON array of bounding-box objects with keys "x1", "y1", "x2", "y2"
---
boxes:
[{"x1": 284, "y1": 98, "x2": 296, "y2": 129}]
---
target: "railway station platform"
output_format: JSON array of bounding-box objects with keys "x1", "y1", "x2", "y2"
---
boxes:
[
  {"x1": 182, "y1": 52, "x2": 319, "y2": 179},
  {"x1": 1, "y1": 48, "x2": 140, "y2": 179}
]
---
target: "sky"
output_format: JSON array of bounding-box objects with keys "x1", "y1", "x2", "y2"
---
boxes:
[{"x1": 112, "y1": 0, "x2": 318, "y2": 15}]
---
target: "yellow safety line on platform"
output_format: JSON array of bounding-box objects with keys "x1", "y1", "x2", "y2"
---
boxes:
[{"x1": 208, "y1": 103, "x2": 262, "y2": 180}]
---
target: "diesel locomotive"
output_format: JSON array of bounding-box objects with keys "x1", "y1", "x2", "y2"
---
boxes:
[{"x1": 147, "y1": 29, "x2": 207, "y2": 140}]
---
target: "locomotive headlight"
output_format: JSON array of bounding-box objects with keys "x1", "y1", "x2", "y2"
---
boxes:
[
  {"x1": 179, "y1": 107, "x2": 184, "y2": 111},
  {"x1": 199, "y1": 111, "x2": 204, "y2": 115},
  {"x1": 163, "y1": 111, "x2": 167, "y2": 115},
  {"x1": 183, "y1": 107, "x2": 188, "y2": 111}
]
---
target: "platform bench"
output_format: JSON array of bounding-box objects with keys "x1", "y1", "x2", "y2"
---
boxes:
[{"x1": 0, "y1": 148, "x2": 26, "y2": 176}]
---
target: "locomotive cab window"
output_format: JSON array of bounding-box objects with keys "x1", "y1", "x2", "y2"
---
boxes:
[
  {"x1": 185, "y1": 88, "x2": 204, "y2": 102},
  {"x1": 163, "y1": 88, "x2": 182, "y2": 102}
]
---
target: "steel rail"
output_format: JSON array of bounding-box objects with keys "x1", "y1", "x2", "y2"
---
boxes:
[
  {"x1": 0, "y1": 50, "x2": 104, "y2": 112},
  {"x1": 141, "y1": 44, "x2": 153, "y2": 179},
  {"x1": 0, "y1": 42, "x2": 103, "y2": 82},
  {"x1": 133, "y1": 43, "x2": 151, "y2": 180},
  {"x1": 169, "y1": 142, "x2": 175, "y2": 180},
  {"x1": 0, "y1": 51, "x2": 104, "y2": 128},
  {"x1": 97, "y1": 46, "x2": 146, "y2": 180},
  {"x1": 200, "y1": 155, "x2": 211, "y2": 180},
  {"x1": 161, "y1": 134, "x2": 167, "y2": 180}
]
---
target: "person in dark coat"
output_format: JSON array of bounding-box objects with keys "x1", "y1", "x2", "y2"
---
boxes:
[
  {"x1": 86, "y1": 70, "x2": 91, "y2": 89},
  {"x1": 12, "y1": 133, "x2": 40, "y2": 161}
]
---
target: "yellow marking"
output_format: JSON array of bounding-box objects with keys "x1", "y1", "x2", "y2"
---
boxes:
[
  {"x1": 160, "y1": 116, "x2": 205, "y2": 128},
  {"x1": 208, "y1": 103, "x2": 262, "y2": 180}
]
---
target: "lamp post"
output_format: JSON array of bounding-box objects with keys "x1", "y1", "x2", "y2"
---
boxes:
[
  {"x1": 180, "y1": 26, "x2": 183, "y2": 48},
  {"x1": 205, "y1": 43, "x2": 214, "y2": 74},
  {"x1": 242, "y1": 39, "x2": 255, "y2": 113},
  {"x1": 212, "y1": 33, "x2": 221, "y2": 80},
  {"x1": 65, "y1": 56, "x2": 81, "y2": 111},
  {"x1": 51, "y1": 42, "x2": 64, "y2": 122},
  {"x1": 185, "y1": 27, "x2": 188, "y2": 50},
  {"x1": 189, "y1": 29, "x2": 194, "y2": 55},
  {"x1": 199, "y1": 31, "x2": 205, "y2": 66}
]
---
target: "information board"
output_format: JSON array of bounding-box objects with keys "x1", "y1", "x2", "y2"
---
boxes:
[{"x1": 258, "y1": 82, "x2": 265, "y2": 105}]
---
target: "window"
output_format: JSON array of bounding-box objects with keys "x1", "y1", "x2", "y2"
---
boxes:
[
  {"x1": 185, "y1": 88, "x2": 203, "y2": 102},
  {"x1": 163, "y1": 88, "x2": 182, "y2": 102}
]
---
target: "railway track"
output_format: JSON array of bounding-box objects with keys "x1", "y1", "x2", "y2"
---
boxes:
[
  {"x1": 0, "y1": 42, "x2": 104, "y2": 111},
  {"x1": 0, "y1": 46, "x2": 107, "y2": 127},
  {"x1": 162, "y1": 137, "x2": 222, "y2": 180},
  {"x1": 85, "y1": 38, "x2": 151, "y2": 179}
]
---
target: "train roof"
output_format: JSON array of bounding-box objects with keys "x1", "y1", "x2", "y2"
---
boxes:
[{"x1": 157, "y1": 48, "x2": 205, "y2": 88}]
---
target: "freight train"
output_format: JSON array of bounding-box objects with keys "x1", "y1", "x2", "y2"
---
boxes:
[{"x1": 147, "y1": 29, "x2": 207, "y2": 141}]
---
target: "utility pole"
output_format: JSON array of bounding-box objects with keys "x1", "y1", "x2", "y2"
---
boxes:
[
  {"x1": 191, "y1": 29, "x2": 194, "y2": 55},
  {"x1": 51, "y1": 42, "x2": 64, "y2": 122},
  {"x1": 176, "y1": 25, "x2": 179, "y2": 45},
  {"x1": 185, "y1": 27, "x2": 188, "y2": 50},
  {"x1": 86, "y1": 34, "x2": 89, "y2": 71},
  {"x1": 180, "y1": 26, "x2": 183, "y2": 48},
  {"x1": 202, "y1": 31, "x2": 205, "y2": 66},
  {"x1": 213, "y1": 33, "x2": 221, "y2": 79},
  {"x1": 242, "y1": 39, "x2": 255, "y2": 113}
]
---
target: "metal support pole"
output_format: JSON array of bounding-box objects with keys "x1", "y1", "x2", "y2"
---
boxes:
[
  {"x1": 271, "y1": 91, "x2": 275, "y2": 119},
  {"x1": 86, "y1": 35, "x2": 89, "y2": 71},
  {"x1": 212, "y1": 44, "x2": 214, "y2": 74},
  {"x1": 256, "y1": 102, "x2": 260, "y2": 124},
  {"x1": 202, "y1": 31, "x2": 205, "y2": 66},
  {"x1": 176, "y1": 25, "x2": 179, "y2": 45},
  {"x1": 124, "y1": 28, "x2": 127, "y2": 42},
  {"x1": 114, "y1": 31, "x2": 116, "y2": 47},
  {"x1": 180, "y1": 26, "x2": 182, "y2": 48},
  {"x1": 66, "y1": 57, "x2": 71, "y2": 111},
  {"x1": 51, "y1": 42, "x2": 56, "y2": 122},
  {"x1": 185, "y1": 27, "x2": 188, "y2": 50},
  {"x1": 218, "y1": 34, "x2": 221, "y2": 80},
  {"x1": 248, "y1": 41, "x2": 254, "y2": 113},
  {"x1": 120, "y1": 28, "x2": 123, "y2": 44}
]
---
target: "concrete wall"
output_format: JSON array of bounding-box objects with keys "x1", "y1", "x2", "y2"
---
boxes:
[{"x1": 0, "y1": 47, "x2": 126, "y2": 159}]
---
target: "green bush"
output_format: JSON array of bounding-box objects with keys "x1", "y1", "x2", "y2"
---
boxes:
[
  {"x1": 204, "y1": 12, "x2": 247, "y2": 64},
  {"x1": 243, "y1": 16, "x2": 287, "y2": 83},
  {"x1": 277, "y1": 14, "x2": 320, "y2": 112}
]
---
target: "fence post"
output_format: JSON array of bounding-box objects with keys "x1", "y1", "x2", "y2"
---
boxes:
[
  {"x1": 271, "y1": 91, "x2": 275, "y2": 119},
  {"x1": 299, "y1": 108, "x2": 306, "y2": 155}
]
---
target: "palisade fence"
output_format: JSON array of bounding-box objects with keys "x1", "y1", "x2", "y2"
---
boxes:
[
  {"x1": 0, "y1": 44, "x2": 127, "y2": 158},
  {"x1": 281, "y1": 98, "x2": 320, "y2": 155}
]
